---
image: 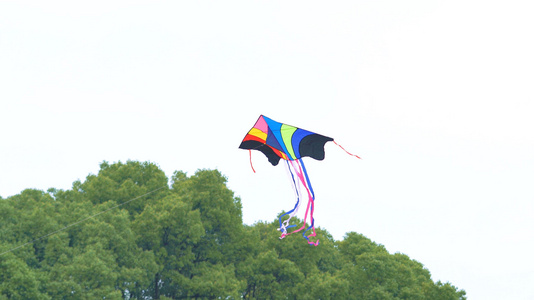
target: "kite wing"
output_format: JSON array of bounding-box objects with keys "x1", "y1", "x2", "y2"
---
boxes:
[{"x1": 238, "y1": 115, "x2": 333, "y2": 165}]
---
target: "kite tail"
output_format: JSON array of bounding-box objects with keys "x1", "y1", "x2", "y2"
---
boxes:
[
  {"x1": 300, "y1": 159, "x2": 318, "y2": 246},
  {"x1": 280, "y1": 158, "x2": 319, "y2": 246},
  {"x1": 278, "y1": 160, "x2": 300, "y2": 235},
  {"x1": 279, "y1": 160, "x2": 308, "y2": 238},
  {"x1": 333, "y1": 140, "x2": 361, "y2": 159}
]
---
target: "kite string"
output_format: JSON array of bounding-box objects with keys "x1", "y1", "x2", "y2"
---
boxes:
[{"x1": 0, "y1": 185, "x2": 166, "y2": 257}]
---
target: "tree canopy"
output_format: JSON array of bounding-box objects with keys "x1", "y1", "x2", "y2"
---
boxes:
[{"x1": 0, "y1": 161, "x2": 466, "y2": 299}]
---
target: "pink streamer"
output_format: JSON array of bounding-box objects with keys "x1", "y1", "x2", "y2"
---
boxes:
[{"x1": 279, "y1": 159, "x2": 318, "y2": 246}]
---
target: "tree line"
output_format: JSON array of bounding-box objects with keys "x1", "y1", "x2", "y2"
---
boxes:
[{"x1": 0, "y1": 161, "x2": 466, "y2": 299}]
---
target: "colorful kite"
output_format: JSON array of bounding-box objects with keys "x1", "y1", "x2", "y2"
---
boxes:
[{"x1": 239, "y1": 115, "x2": 359, "y2": 246}]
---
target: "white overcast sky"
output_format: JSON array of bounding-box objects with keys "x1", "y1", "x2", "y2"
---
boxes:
[{"x1": 1, "y1": 1, "x2": 533, "y2": 299}]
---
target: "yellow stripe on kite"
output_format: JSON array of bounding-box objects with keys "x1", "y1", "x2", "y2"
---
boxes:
[
  {"x1": 249, "y1": 128, "x2": 267, "y2": 141},
  {"x1": 281, "y1": 124, "x2": 297, "y2": 160}
]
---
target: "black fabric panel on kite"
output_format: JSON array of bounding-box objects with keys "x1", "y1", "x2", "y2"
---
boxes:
[
  {"x1": 239, "y1": 140, "x2": 282, "y2": 166},
  {"x1": 298, "y1": 134, "x2": 334, "y2": 161}
]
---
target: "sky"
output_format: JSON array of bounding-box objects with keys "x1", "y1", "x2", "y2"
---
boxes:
[{"x1": 1, "y1": 1, "x2": 533, "y2": 299}]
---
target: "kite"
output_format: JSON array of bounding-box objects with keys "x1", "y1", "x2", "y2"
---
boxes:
[{"x1": 239, "y1": 115, "x2": 359, "y2": 246}]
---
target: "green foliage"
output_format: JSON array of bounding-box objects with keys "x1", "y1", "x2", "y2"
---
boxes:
[
  {"x1": 0, "y1": 161, "x2": 466, "y2": 299},
  {"x1": 336, "y1": 232, "x2": 466, "y2": 300},
  {"x1": 0, "y1": 253, "x2": 49, "y2": 300},
  {"x1": 81, "y1": 160, "x2": 169, "y2": 216}
]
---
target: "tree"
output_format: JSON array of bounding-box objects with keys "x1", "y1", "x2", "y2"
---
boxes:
[
  {"x1": 133, "y1": 193, "x2": 203, "y2": 299},
  {"x1": 81, "y1": 160, "x2": 168, "y2": 216},
  {"x1": 168, "y1": 169, "x2": 244, "y2": 298},
  {"x1": 0, "y1": 161, "x2": 466, "y2": 299},
  {"x1": 0, "y1": 253, "x2": 49, "y2": 300},
  {"x1": 337, "y1": 232, "x2": 466, "y2": 300},
  {"x1": 171, "y1": 170, "x2": 243, "y2": 264}
]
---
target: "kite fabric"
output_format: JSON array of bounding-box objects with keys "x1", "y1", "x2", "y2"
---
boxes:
[{"x1": 239, "y1": 115, "x2": 360, "y2": 246}]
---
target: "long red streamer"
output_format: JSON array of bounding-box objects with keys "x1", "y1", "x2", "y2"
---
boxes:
[
  {"x1": 249, "y1": 150, "x2": 256, "y2": 173},
  {"x1": 333, "y1": 141, "x2": 361, "y2": 159}
]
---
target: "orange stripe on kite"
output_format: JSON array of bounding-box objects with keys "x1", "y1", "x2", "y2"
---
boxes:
[{"x1": 243, "y1": 134, "x2": 266, "y2": 144}]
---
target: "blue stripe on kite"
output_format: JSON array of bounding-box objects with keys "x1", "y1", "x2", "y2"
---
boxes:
[
  {"x1": 291, "y1": 128, "x2": 314, "y2": 159},
  {"x1": 263, "y1": 116, "x2": 291, "y2": 159},
  {"x1": 266, "y1": 127, "x2": 284, "y2": 152}
]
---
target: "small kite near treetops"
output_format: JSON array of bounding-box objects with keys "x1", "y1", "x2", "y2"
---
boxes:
[{"x1": 239, "y1": 115, "x2": 360, "y2": 246}]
